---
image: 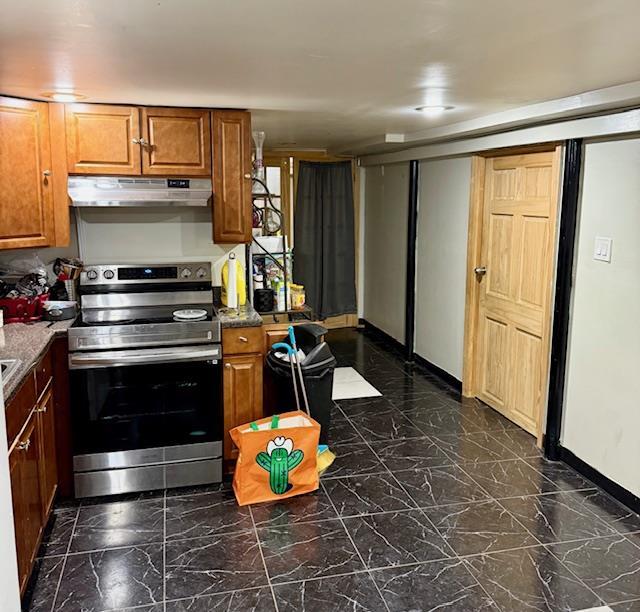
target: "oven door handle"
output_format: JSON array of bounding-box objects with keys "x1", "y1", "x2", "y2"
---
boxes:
[{"x1": 68, "y1": 346, "x2": 221, "y2": 369}]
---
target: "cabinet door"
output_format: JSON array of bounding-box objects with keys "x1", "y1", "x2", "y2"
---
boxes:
[
  {"x1": 10, "y1": 413, "x2": 42, "y2": 593},
  {"x1": 141, "y1": 107, "x2": 211, "y2": 176},
  {"x1": 9, "y1": 442, "x2": 28, "y2": 591},
  {"x1": 65, "y1": 104, "x2": 141, "y2": 175},
  {"x1": 36, "y1": 389, "x2": 58, "y2": 519},
  {"x1": 212, "y1": 111, "x2": 252, "y2": 243},
  {"x1": 223, "y1": 353, "x2": 263, "y2": 461},
  {"x1": 0, "y1": 96, "x2": 54, "y2": 250}
]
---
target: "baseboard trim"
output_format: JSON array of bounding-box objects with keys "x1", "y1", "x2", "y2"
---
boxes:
[
  {"x1": 361, "y1": 319, "x2": 406, "y2": 354},
  {"x1": 361, "y1": 319, "x2": 462, "y2": 393},
  {"x1": 411, "y1": 353, "x2": 462, "y2": 393},
  {"x1": 558, "y1": 446, "x2": 640, "y2": 514}
]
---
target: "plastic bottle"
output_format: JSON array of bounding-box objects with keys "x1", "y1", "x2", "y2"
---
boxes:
[{"x1": 277, "y1": 282, "x2": 286, "y2": 311}]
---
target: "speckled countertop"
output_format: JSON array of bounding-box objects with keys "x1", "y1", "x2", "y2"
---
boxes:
[
  {"x1": 1, "y1": 319, "x2": 75, "y2": 404},
  {"x1": 215, "y1": 303, "x2": 263, "y2": 328}
]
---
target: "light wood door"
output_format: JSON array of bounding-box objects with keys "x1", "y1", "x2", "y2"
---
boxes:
[
  {"x1": 223, "y1": 353, "x2": 263, "y2": 461},
  {"x1": 36, "y1": 388, "x2": 58, "y2": 519},
  {"x1": 141, "y1": 107, "x2": 211, "y2": 176},
  {"x1": 474, "y1": 149, "x2": 561, "y2": 436},
  {"x1": 10, "y1": 412, "x2": 42, "y2": 594},
  {"x1": 212, "y1": 111, "x2": 252, "y2": 243},
  {"x1": 65, "y1": 104, "x2": 141, "y2": 175},
  {"x1": 0, "y1": 96, "x2": 54, "y2": 250}
]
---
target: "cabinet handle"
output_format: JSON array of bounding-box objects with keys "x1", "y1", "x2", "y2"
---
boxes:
[
  {"x1": 139, "y1": 138, "x2": 150, "y2": 148},
  {"x1": 18, "y1": 438, "x2": 31, "y2": 452},
  {"x1": 239, "y1": 336, "x2": 248, "y2": 343},
  {"x1": 244, "y1": 174, "x2": 252, "y2": 179},
  {"x1": 43, "y1": 169, "x2": 52, "y2": 177},
  {"x1": 225, "y1": 363, "x2": 231, "y2": 369},
  {"x1": 36, "y1": 405, "x2": 48, "y2": 414},
  {"x1": 132, "y1": 138, "x2": 141, "y2": 145}
]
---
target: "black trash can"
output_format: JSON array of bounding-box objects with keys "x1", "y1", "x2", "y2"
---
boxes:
[{"x1": 266, "y1": 324, "x2": 336, "y2": 445}]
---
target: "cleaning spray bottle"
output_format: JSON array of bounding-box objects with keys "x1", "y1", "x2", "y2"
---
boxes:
[{"x1": 221, "y1": 252, "x2": 246, "y2": 308}]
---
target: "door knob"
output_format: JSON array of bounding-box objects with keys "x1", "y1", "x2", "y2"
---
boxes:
[
  {"x1": 18, "y1": 438, "x2": 31, "y2": 452},
  {"x1": 131, "y1": 138, "x2": 141, "y2": 144},
  {"x1": 474, "y1": 266, "x2": 487, "y2": 276}
]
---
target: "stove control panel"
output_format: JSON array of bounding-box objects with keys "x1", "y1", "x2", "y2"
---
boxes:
[{"x1": 80, "y1": 262, "x2": 212, "y2": 285}]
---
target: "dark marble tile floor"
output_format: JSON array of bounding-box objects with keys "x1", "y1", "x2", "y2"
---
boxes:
[{"x1": 23, "y1": 328, "x2": 640, "y2": 611}]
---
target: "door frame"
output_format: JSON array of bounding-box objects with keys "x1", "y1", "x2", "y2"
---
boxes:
[{"x1": 462, "y1": 144, "x2": 563, "y2": 444}]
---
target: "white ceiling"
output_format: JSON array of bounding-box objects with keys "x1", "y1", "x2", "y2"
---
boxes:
[{"x1": 2, "y1": 0, "x2": 640, "y2": 154}]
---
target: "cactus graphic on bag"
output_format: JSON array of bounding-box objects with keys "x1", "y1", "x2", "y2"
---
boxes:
[{"x1": 256, "y1": 436, "x2": 304, "y2": 494}]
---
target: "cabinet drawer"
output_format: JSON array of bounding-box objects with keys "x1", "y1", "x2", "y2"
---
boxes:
[
  {"x1": 6, "y1": 375, "x2": 37, "y2": 448},
  {"x1": 222, "y1": 326, "x2": 263, "y2": 355},
  {"x1": 35, "y1": 350, "x2": 53, "y2": 399}
]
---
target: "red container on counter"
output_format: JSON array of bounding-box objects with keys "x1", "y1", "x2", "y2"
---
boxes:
[{"x1": 0, "y1": 293, "x2": 50, "y2": 323}]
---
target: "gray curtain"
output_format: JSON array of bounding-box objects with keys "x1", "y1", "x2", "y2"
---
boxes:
[{"x1": 294, "y1": 161, "x2": 357, "y2": 319}]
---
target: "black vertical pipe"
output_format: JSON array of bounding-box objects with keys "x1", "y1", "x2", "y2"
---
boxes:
[
  {"x1": 545, "y1": 139, "x2": 583, "y2": 460},
  {"x1": 404, "y1": 160, "x2": 420, "y2": 361}
]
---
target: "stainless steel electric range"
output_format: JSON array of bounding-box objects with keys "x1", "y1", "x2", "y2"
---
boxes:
[{"x1": 68, "y1": 262, "x2": 222, "y2": 498}]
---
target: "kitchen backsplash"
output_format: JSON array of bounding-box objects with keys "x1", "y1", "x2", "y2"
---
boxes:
[{"x1": 0, "y1": 209, "x2": 244, "y2": 286}]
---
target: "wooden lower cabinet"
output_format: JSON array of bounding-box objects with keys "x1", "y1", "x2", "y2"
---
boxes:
[
  {"x1": 223, "y1": 353, "x2": 263, "y2": 462},
  {"x1": 36, "y1": 387, "x2": 58, "y2": 518},
  {"x1": 9, "y1": 412, "x2": 43, "y2": 593},
  {"x1": 6, "y1": 346, "x2": 60, "y2": 596}
]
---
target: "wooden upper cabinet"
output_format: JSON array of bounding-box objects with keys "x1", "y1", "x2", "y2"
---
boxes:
[
  {"x1": 65, "y1": 104, "x2": 141, "y2": 175},
  {"x1": 212, "y1": 111, "x2": 252, "y2": 243},
  {"x1": 0, "y1": 96, "x2": 54, "y2": 250},
  {"x1": 141, "y1": 107, "x2": 211, "y2": 176}
]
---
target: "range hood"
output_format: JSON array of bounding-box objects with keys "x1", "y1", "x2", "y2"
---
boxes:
[{"x1": 68, "y1": 176, "x2": 212, "y2": 207}]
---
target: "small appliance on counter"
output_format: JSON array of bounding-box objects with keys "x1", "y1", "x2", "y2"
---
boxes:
[
  {"x1": 68, "y1": 261, "x2": 222, "y2": 498},
  {"x1": 254, "y1": 288, "x2": 275, "y2": 313}
]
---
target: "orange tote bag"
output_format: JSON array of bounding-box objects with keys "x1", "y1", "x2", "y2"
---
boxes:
[{"x1": 230, "y1": 410, "x2": 320, "y2": 506}]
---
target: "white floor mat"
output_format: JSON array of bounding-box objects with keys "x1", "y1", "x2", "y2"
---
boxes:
[{"x1": 332, "y1": 367, "x2": 382, "y2": 400}]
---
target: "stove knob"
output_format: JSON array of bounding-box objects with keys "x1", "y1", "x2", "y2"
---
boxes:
[
  {"x1": 103, "y1": 269, "x2": 115, "y2": 280},
  {"x1": 195, "y1": 267, "x2": 207, "y2": 279},
  {"x1": 86, "y1": 269, "x2": 98, "y2": 281},
  {"x1": 180, "y1": 267, "x2": 192, "y2": 278}
]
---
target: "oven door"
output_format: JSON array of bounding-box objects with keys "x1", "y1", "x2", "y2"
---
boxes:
[{"x1": 69, "y1": 345, "x2": 222, "y2": 463}]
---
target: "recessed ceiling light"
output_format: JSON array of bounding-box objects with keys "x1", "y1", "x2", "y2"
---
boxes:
[
  {"x1": 43, "y1": 92, "x2": 84, "y2": 102},
  {"x1": 415, "y1": 105, "x2": 453, "y2": 115}
]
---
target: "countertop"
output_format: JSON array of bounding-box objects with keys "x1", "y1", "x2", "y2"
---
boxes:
[
  {"x1": 1, "y1": 302, "x2": 263, "y2": 405},
  {"x1": 1, "y1": 319, "x2": 75, "y2": 405},
  {"x1": 215, "y1": 303, "x2": 263, "y2": 328}
]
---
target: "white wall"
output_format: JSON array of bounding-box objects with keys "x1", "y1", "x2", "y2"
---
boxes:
[
  {"x1": 414, "y1": 157, "x2": 471, "y2": 379},
  {"x1": 363, "y1": 163, "x2": 408, "y2": 342},
  {"x1": 76, "y1": 208, "x2": 244, "y2": 284},
  {"x1": 0, "y1": 384, "x2": 21, "y2": 612},
  {"x1": 561, "y1": 137, "x2": 640, "y2": 497}
]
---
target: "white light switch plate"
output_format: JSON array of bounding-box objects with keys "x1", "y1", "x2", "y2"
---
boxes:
[{"x1": 594, "y1": 236, "x2": 612, "y2": 262}]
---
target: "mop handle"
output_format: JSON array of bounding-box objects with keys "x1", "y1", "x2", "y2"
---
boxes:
[
  {"x1": 288, "y1": 326, "x2": 311, "y2": 416},
  {"x1": 272, "y1": 342, "x2": 301, "y2": 412}
]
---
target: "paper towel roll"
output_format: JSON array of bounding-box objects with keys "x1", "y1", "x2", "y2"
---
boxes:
[{"x1": 227, "y1": 253, "x2": 238, "y2": 309}]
